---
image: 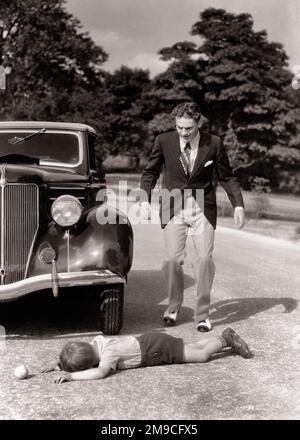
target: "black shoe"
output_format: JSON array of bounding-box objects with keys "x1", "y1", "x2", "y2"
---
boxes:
[
  {"x1": 222, "y1": 328, "x2": 253, "y2": 358},
  {"x1": 163, "y1": 310, "x2": 178, "y2": 326}
]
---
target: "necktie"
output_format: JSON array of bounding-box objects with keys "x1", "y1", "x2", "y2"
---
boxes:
[
  {"x1": 185, "y1": 142, "x2": 191, "y2": 171},
  {"x1": 180, "y1": 142, "x2": 191, "y2": 176}
]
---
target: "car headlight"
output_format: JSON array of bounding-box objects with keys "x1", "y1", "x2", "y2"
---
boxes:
[{"x1": 51, "y1": 195, "x2": 82, "y2": 227}]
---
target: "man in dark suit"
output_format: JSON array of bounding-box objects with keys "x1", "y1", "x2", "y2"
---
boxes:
[{"x1": 140, "y1": 102, "x2": 245, "y2": 332}]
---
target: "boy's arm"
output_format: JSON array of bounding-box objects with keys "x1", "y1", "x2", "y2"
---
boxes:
[
  {"x1": 40, "y1": 360, "x2": 61, "y2": 373},
  {"x1": 54, "y1": 365, "x2": 112, "y2": 384}
]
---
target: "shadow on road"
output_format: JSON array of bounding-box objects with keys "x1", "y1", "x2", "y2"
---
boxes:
[
  {"x1": 210, "y1": 296, "x2": 298, "y2": 327},
  {"x1": 0, "y1": 288, "x2": 102, "y2": 339},
  {"x1": 123, "y1": 269, "x2": 195, "y2": 334},
  {"x1": 2, "y1": 271, "x2": 294, "y2": 339},
  {"x1": 0, "y1": 269, "x2": 196, "y2": 339}
]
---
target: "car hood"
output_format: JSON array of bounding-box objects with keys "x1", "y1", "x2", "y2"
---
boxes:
[{"x1": 0, "y1": 163, "x2": 88, "y2": 184}]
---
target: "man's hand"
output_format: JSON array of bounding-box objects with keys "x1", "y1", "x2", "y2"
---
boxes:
[
  {"x1": 54, "y1": 371, "x2": 72, "y2": 384},
  {"x1": 140, "y1": 201, "x2": 151, "y2": 220},
  {"x1": 234, "y1": 207, "x2": 245, "y2": 229}
]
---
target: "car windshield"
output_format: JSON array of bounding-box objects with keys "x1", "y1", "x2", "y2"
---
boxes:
[{"x1": 0, "y1": 130, "x2": 82, "y2": 166}]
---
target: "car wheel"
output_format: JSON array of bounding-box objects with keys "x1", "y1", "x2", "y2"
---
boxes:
[{"x1": 98, "y1": 284, "x2": 124, "y2": 335}]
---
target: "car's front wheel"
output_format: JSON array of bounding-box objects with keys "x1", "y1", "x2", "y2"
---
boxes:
[{"x1": 98, "y1": 284, "x2": 124, "y2": 335}]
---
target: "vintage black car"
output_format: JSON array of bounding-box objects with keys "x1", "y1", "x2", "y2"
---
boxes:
[{"x1": 0, "y1": 121, "x2": 133, "y2": 334}]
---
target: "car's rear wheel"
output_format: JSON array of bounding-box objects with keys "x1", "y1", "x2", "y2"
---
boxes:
[{"x1": 98, "y1": 284, "x2": 124, "y2": 335}]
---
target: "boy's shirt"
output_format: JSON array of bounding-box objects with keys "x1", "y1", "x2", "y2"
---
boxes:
[{"x1": 91, "y1": 335, "x2": 141, "y2": 371}]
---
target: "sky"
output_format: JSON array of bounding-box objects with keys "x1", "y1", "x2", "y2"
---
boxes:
[{"x1": 66, "y1": 0, "x2": 300, "y2": 77}]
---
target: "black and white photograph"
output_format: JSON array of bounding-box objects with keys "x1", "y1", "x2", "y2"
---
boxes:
[{"x1": 0, "y1": 0, "x2": 299, "y2": 424}]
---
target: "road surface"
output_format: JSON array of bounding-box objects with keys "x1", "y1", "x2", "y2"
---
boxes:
[{"x1": 0, "y1": 221, "x2": 299, "y2": 420}]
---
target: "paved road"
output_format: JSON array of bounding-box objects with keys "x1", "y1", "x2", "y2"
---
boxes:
[{"x1": 0, "y1": 221, "x2": 299, "y2": 420}]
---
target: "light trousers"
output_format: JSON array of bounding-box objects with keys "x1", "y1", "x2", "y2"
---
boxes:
[{"x1": 163, "y1": 203, "x2": 215, "y2": 323}]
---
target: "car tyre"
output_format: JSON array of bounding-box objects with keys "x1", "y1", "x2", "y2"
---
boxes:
[{"x1": 98, "y1": 284, "x2": 124, "y2": 335}]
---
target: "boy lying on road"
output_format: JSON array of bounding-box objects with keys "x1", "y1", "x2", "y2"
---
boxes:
[{"x1": 41, "y1": 328, "x2": 253, "y2": 383}]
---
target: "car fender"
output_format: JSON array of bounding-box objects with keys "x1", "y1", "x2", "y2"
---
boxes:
[{"x1": 27, "y1": 205, "x2": 133, "y2": 278}]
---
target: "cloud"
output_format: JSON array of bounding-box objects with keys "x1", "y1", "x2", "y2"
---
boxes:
[
  {"x1": 127, "y1": 53, "x2": 170, "y2": 77},
  {"x1": 89, "y1": 29, "x2": 131, "y2": 46}
]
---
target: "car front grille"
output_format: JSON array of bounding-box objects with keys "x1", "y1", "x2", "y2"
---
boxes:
[{"x1": 0, "y1": 184, "x2": 39, "y2": 285}]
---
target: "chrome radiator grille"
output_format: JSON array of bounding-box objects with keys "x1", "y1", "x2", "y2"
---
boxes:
[{"x1": 0, "y1": 184, "x2": 39, "y2": 285}]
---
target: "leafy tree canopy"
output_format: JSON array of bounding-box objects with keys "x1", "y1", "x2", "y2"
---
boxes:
[
  {"x1": 149, "y1": 8, "x2": 300, "y2": 190},
  {"x1": 0, "y1": 0, "x2": 107, "y2": 119}
]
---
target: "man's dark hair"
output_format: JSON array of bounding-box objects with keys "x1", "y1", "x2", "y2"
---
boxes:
[{"x1": 171, "y1": 102, "x2": 202, "y2": 122}]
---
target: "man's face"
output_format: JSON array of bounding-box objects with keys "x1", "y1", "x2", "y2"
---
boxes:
[{"x1": 175, "y1": 117, "x2": 199, "y2": 143}]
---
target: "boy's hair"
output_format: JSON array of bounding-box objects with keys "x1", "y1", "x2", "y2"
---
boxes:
[
  {"x1": 59, "y1": 341, "x2": 96, "y2": 372},
  {"x1": 171, "y1": 102, "x2": 202, "y2": 122}
]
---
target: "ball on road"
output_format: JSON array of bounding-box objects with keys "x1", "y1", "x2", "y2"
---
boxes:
[{"x1": 14, "y1": 364, "x2": 29, "y2": 380}]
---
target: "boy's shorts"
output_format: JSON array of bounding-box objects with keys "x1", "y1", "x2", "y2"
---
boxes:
[{"x1": 136, "y1": 332, "x2": 184, "y2": 367}]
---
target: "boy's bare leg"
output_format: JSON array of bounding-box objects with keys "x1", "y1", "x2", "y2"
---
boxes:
[
  {"x1": 183, "y1": 337, "x2": 224, "y2": 363},
  {"x1": 183, "y1": 328, "x2": 253, "y2": 363},
  {"x1": 185, "y1": 334, "x2": 218, "y2": 350}
]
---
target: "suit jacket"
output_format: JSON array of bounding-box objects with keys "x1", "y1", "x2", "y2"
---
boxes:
[{"x1": 140, "y1": 130, "x2": 244, "y2": 229}]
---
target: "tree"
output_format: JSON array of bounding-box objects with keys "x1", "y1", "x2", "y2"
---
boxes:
[
  {"x1": 0, "y1": 0, "x2": 107, "y2": 120},
  {"x1": 150, "y1": 8, "x2": 300, "y2": 191},
  {"x1": 140, "y1": 42, "x2": 206, "y2": 157},
  {"x1": 100, "y1": 66, "x2": 151, "y2": 164}
]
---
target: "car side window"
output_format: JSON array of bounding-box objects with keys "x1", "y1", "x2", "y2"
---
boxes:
[{"x1": 88, "y1": 133, "x2": 97, "y2": 171}]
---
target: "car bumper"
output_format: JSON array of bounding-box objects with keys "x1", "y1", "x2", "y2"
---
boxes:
[{"x1": 0, "y1": 270, "x2": 125, "y2": 301}]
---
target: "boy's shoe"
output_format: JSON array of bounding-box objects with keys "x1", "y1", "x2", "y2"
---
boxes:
[
  {"x1": 163, "y1": 310, "x2": 179, "y2": 326},
  {"x1": 197, "y1": 318, "x2": 212, "y2": 332},
  {"x1": 222, "y1": 328, "x2": 253, "y2": 358}
]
